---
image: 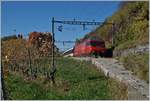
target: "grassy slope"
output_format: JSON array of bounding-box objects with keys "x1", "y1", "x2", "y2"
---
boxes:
[
  {"x1": 114, "y1": 2, "x2": 148, "y2": 50},
  {"x1": 84, "y1": 2, "x2": 148, "y2": 50},
  {"x1": 119, "y1": 53, "x2": 149, "y2": 82},
  {"x1": 89, "y1": 2, "x2": 149, "y2": 82},
  {"x1": 5, "y1": 57, "x2": 114, "y2": 100},
  {"x1": 5, "y1": 73, "x2": 49, "y2": 100}
]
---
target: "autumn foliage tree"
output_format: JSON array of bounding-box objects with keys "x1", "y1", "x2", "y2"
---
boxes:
[{"x1": 28, "y1": 31, "x2": 56, "y2": 57}]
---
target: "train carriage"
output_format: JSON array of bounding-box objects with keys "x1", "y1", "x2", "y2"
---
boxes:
[{"x1": 73, "y1": 36, "x2": 106, "y2": 57}]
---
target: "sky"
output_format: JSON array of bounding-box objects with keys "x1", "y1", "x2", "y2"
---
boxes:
[{"x1": 1, "y1": 1, "x2": 121, "y2": 51}]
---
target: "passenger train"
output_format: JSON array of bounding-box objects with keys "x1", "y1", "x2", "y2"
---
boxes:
[{"x1": 73, "y1": 36, "x2": 106, "y2": 57}]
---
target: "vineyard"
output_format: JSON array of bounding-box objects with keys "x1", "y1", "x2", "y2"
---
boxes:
[
  {"x1": 1, "y1": 35, "x2": 127, "y2": 100},
  {"x1": 4, "y1": 57, "x2": 128, "y2": 100},
  {"x1": 1, "y1": 1, "x2": 148, "y2": 100},
  {"x1": 2, "y1": 57, "x2": 116, "y2": 99},
  {"x1": 1, "y1": 32, "x2": 58, "y2": 85}
]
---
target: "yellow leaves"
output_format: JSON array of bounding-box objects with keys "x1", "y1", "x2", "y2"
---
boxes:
[
  {"x1": 129, "y1": 19, "x2": 148, "y2": 41},
  {"x1": 2, "y1": 39, "x2": 28, "y2": 61}
]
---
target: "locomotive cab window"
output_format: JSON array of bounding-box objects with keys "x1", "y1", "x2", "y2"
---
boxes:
[{"x1": 86, "y1": 41, "x2": 105, "y2": 47}]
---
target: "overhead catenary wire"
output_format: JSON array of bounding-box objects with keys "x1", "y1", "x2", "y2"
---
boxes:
[{"x1": 51, "y1": 18, "x2": 115, "y2": 85}]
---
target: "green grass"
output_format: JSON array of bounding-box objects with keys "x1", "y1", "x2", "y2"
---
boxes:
[
  {"x1": 55, "y1": 58, "x2": 111, "y2": 99},
  {"x1": 119, "y1": 53, "x2": 149, "y2": 82},
  {"x1": 5, "y1": 73, "x2": 49, "y2": 100},
  {"x1": 5, "y1": 57, "x2": 114, "y2": 100},
  {"x1": 5, "y1": 57, "x2": 128, "y2": 100}
]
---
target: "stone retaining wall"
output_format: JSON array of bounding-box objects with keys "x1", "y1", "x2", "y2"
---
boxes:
[{"x1": 113, "y1": 44, "x2": 149, "y2": 57}]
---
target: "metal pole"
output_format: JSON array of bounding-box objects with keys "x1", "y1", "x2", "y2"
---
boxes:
[
  {"x1": 1, "y1": 62, "x2": 8, "y2": 100},
  {"x1": 52, "y1": 17, "x2": 54, "y2": 70},
  {"x1": 50, "y1": 17, "x2": 56, "y2": 84},
  {"x1": 112, "y1": 23, "x2": 114, "y2": 46}
]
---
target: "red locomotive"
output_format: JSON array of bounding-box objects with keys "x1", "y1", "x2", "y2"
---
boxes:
[{"x1": 73, "y1": 36, "x2": 106, "y2": 57}]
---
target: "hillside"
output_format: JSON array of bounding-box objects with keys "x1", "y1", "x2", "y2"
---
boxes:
[
  {"x1": 85, "y1": 1, "x2": 149, "y2": 50},
  {"x1": 81, "y1": 1, "x2": 149, "y2": 82},
  {"x1": 1, "y1": 1, "x2": 149, "y2": 100}
]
